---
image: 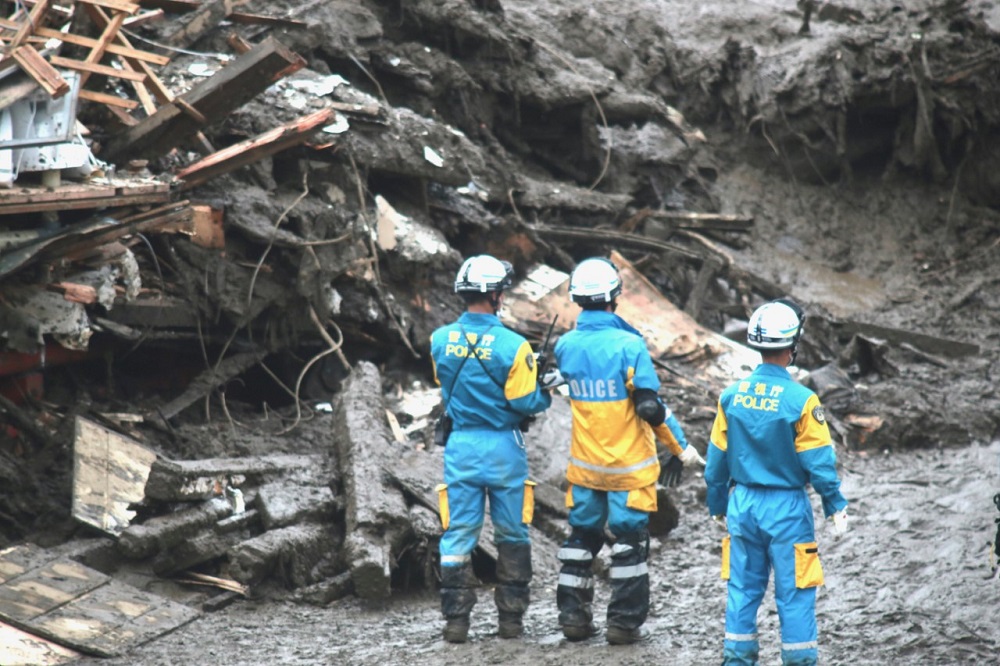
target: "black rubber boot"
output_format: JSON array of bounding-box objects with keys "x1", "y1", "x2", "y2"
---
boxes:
[
  {"x1": 556, "y1": 528, "x2": 604, "y2": 640},
  {"x1": 606, "y1": 529, "x2": 650, "y2": 634},
  {"x1": 440, "y1": 563, "x2": 477, "y2": 643},
  {"x1": 495, "y1": 542, "x2": 531, "y2": 638}
]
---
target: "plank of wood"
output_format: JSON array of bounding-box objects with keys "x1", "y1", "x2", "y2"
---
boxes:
[
  {"x1": 0, "y1": 21, "x2": 171, "y2": 65},
  {"x1": 836, "y1": 320, "x2": 980, "y2": 358},
  {"x1": 5, "y1": 0, "x2": 49, "y2": 53},
  {"x1": 0, "y1": 75, "x2": 39, "y2": 111},
  {"x1": 78, "y1": 10, "x2": 127, "y2": 87},
  {"x1": 228, "y1": 11, "x2": 307, "y2": 28},
  {"x1": 78, "y1": 88, "x2": 139, "y2": 109},
  {"x1": 71, "y1": 416, "x2": 157, "y2": 534},
  {"x1": 175, "y1": 107, "x2": 333, "y2": 190},
  {"x1": 49, "y1": 55, "x2": 147, "y2": 82},
  {"x1": 10, "y1": 45, "x2": 69, "y2": 97},
  {"x1": 0, "y1": 180, "x2": 167, "y2": 216},
  {"x1": 137, "y1": 0, "x2": 201, "y2": 11},
  {"x1": 123, "y1": 8, "x2": 164, "y2": 26},
  {"x1": 82, "y1": 4, "x2": 173, "y2": 102},
  {"x1": 76, "y1": 0, "x2": 141, "y2": 15}
]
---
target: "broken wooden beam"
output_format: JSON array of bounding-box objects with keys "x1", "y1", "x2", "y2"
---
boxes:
[
  {"x1": 154, "y1": 348, "x2": 269, "y2": 422},
  {"x1": 143, "y1": 454, "x2": 322, "y2": 501},
  {"x1": 333, "y1": 361, "x2": 411, "y2": 600},
  {"x1": 0, "y1": 21, "x2": 172, "y2": 65},
  {"x1": 532, "y1": 222, "x2": 704, "y2": 262},
  {"x1": 835, "y1": 320, "x2": 980, "y2": 358},
  {"x1": 175, "y1": 107, "x2": 335, "y2": 191},
  {"x1": 8, "y1": 45, "x2": 69, "y2": 98},
  {"x1": 5, "y1": 0, "x2": 50, "y2": 53},
  {"x1": 646, "y1": 209, "x2": 754, "y2": 231},
  {"x1": 101, "y1": 36, "x2": 306, "y2": 162}
]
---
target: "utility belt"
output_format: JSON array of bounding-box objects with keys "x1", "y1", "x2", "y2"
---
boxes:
[{"x1": 452, "y1": 424, "x2": 520, "y2": 432}]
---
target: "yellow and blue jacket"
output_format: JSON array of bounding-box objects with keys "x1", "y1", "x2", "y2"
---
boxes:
[
  {"x1": 431, "y1": 312, "x2": 551, "y2": 429},
  {"x1": 554, "y1": 309, "x2": 687, "y2": 491},
  {"x1": 705, "y1": 362, "x2": 847, "y2": 517}
]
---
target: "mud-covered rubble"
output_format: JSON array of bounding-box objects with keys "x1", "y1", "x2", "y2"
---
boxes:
[{"x1": 1, "y1": 0, "x2": 1000, "y2": 660}]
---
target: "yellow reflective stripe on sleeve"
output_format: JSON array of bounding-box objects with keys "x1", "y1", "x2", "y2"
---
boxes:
[
  {"x1": 565, "y1": 483, "x2": 575, "y2": 508},
  {"x1": 436, "y1": 483, "x2": 450, "y2": 530},
  {"x1": 626, "y1": 366, "x2": 636, "y2": 392},
  {"x1": 505, "y1": 341, "x2": 538, "y2": 401},
  {"x1": 795, "y1": 394, "x2": 832, "y2": 453},
  {"x1": 522, "y1": 480, "x2": 537, "y2": 524},
  {"x1": 710, "y1": 401, "x2": 728, "y2": 452}
]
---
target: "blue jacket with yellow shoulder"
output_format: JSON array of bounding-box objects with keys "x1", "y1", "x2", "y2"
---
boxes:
[
  {"x1": 431, "y1": 312, "x2": 551, "y2": 429},
  {"x1": 554, "y1": 309, "x2": 688, "y2": 491},
  {"x1": 705, "y1": 362, "x2": 847, "y2": 517}
]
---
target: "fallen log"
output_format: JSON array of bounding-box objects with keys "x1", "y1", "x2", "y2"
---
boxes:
[
  {"x1": 101, "y1": 37, "x2": 306, "y2": 162},
  {"x1": 118, "y1": 497, "x2": 233, "y2": 559},
  {"x1": 333, "y1": 361, "x2": 410, "y2": 600},
  {"x1": 151, "y1": 513, "x2": 258, "y2": 575},
  {"x1": 835, "y1": 320, "x2": 979, "y2": 358}
]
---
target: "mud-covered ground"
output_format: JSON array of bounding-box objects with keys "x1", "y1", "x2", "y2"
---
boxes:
[
  {"x1": 15, "y1": 0, "x2": 1000, "y2": 663},
  {"x1": 78, "y1": 440, "x2": 1000, "y2": 666}
]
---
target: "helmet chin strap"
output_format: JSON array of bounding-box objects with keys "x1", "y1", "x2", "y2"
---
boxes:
[
  {"x1": 789, "y1": 345, "x2": 798, "y2": 366},
  {"x1": 488, "y1": 292, "x2": 502, "y2": 314}
]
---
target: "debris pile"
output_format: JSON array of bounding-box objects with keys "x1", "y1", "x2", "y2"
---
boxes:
[{"x1": 1, "y1": 0, "x2": 999, "y2": 659}]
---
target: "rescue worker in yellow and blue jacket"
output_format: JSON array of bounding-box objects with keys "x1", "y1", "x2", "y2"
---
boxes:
[
  {"x1": 553, "y1": 257, "x2": 706, "y2": 646},
  {"x1": 705, "y1": 299, "x2": 849, "y2": 666},
  {"x1": 430, "y1": 255, "x2": 555, "y2": 644}
]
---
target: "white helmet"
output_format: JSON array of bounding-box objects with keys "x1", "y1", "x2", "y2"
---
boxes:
[
  {"x1": 569, "y1": 257, "x2": 622, "y2": 305},
  {"x1": 746, "y1": 300, "x2": 803, "y2": 350},
  {"x1": 454, "y1": 255, "x2": 514, "y2": 293}
]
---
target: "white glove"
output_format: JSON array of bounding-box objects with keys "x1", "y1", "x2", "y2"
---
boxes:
[
  {"x1": 678, "y1": 445, "x2": 706, "y2": 467},
  {"x1": 711, "y1": 515, "x2": 728, "y2": 532},
  {"x1": 539, "y1": 368, "x2": 566, "y2": 390},
  {"x1": 830, "y1": 509, "x2": 848, "y2": 536}
]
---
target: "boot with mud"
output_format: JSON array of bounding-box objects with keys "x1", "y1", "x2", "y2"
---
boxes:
[
  {"x1": 562, "y1": 622, "x2": 599, "y2": 641},
  {"x1": 442, "y1": 617, "x2": 470, "y2": 643},
  {"x1": 606, "y1": 625, "x2": 650, "y2": 645},
  {"x1": 497, "y1": 612, "x2": 523, "y2": 639}
]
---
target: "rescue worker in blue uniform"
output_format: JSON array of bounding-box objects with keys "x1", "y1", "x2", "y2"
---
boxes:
[
  {"x1": 705, "y1": 299, "x2": 849, "y2": 666},
  {"x1": 553, "y1": 257, "x2": 705, "y2": 645},
  {"x1": 430, "y1": 255, "x2": 554, "y2": 644}
]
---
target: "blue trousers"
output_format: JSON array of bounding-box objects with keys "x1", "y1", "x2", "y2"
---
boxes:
[
  {"x1": 724, "y1": 485, "x2": 822, "y2": 666},
  {"x1": 439, "y1": 428, "x2": 530, "y2": 565}
]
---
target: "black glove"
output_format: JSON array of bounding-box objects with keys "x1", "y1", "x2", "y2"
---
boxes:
[
  {"x1": 519, "y1": 416, "x2": 536, "y2": 433},
  {"x1": 661, "y1": 455, "x2": 683, "y2": 487}
]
